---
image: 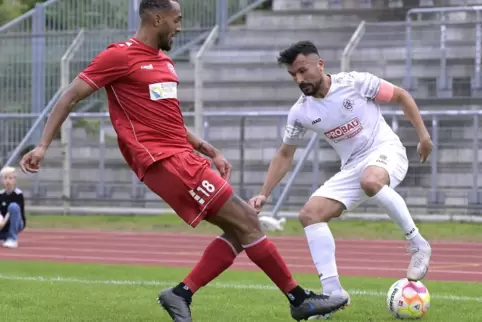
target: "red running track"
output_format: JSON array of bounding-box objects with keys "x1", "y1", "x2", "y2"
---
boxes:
[{"x1": 0, "y1": 230, "x2": 481, "y2": 283}]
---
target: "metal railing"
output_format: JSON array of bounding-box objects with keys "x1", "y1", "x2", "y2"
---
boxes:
[
  {"x1": 340, "y1": 20, "x2": 366, "y2": 73},
  {"x1": 3, "y1": 110, "x2": 482, "y2": 216},
  {"x1": 0, "y1": 0, "x2": 271, "y2": 165},
  {"x1": 404, "y1": 6, "x2": 482, "y2": 91},
  {"x1": 3, "y1": 29, "x2": 86, "y2": 168}
]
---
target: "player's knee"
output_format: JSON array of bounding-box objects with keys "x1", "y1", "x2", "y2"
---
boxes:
[
  {"x1": 7, "y1": 202, "x2": 20, "y2": 214},
  {"x1": 243, "y1": 207, "x2": 263, "y2": 234},
  {"x1": 298, "y1": 199, "x2": 342, "y2": 227},
  {"x1": 360, "y1": 175, "x2": 385, "y2": 197},
  {"x1": 218, "y1": 232, "x2": 244, "y2": 254},
  {"x1": 360, "y1": 166, "x2": 390, "y2": 197},
  {"x1": 212, "y1": 195, "x2": 264, "y2": 243}
]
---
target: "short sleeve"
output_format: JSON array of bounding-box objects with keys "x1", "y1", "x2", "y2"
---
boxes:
[
  {"x1": 282, "y1": 99, "x2": 307, "y2": 145},
  {"x1": 351, "y1": 71, "x2": 382, "y2": 100},
  {"x1": 78, "y1": 45, "x2": 129, "y2": 90}
]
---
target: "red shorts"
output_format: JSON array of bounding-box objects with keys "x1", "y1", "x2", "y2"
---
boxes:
[{"x1": 143, "y1": 151, "x2": 233, "y2": 227}]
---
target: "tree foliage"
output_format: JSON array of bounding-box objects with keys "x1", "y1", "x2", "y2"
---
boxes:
[{"x1": 0, "y1": 0, "x2": 47, "y2": 26}]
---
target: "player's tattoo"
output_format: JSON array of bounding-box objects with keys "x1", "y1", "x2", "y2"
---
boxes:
[{"x1": 196, "y1": 141, "x2": 219, "y2": 159}]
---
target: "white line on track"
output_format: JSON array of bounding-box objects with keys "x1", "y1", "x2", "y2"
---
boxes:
[{"x1": 0, "y1": 274, "x2": 481, "y2": 303}]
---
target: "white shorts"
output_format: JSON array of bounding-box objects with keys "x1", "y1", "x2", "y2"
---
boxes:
[{"x1": 311, "y1": 144, "x2": 409, "y2": 211}]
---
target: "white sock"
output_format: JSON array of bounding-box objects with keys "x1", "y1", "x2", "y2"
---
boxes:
[
  {"x1": 304, "y1": 222, "x2": 342, "y2": 294},
  {"x1": 372, "y1": 185, "x2": 428, "y2": 247}
]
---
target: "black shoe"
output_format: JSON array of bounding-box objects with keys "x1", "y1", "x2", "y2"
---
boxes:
[
  {"x1": 290, "y1": 291, "x2": 349, "y2": 321},
  {"x1": 158, "y1": 287, "x2": 192, "y2": 322}
]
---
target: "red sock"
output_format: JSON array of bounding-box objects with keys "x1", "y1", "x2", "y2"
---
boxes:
[
  {"x1": 244, "y1": 236, "x2": 298, "y2": 293},
  {"x1": 183, "y1": 237, "x2": 238, "y2": 293}
]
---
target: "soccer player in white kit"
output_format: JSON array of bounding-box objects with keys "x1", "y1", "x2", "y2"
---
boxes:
[{"x1": 249, "y1": 41, "x2": 433, "y2": 317}]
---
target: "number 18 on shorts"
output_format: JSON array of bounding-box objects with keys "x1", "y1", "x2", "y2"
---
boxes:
[{"x1": 143, "y1": 152, "x2": 233, "y2": 228}]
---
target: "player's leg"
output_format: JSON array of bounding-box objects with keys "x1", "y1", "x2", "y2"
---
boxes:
[
  {"x1": 299, "y1": 168, "x2": 373, "y2": 320},
  {"x1": 173, "y1": 229, "x2": 242, "y2": 298},
  {"x1": 360, "y1": 146, "x2": 431, "y2": 281},
  {"x1": 147, "y1": 153, "x2": 347, "y2": 320},
  {"x1": 208, "y1": 193, "x2": 349, "y2": 320},
  {"x1": 299, "y1": 196, "x2": 345, "y2": 296},
  {"x1": 2, "y1": 203, "x2": 23, "y2": 248},
  {"x1": 299, "y1": 168, "x2": 366, "y2": 296},
  {"x1": 142, "y1": 157, "x2": 243, "y2": 321}
]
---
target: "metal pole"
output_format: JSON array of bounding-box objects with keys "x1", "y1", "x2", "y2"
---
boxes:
[
  {"x1": 340, "y1": 20, "x2": 366, "y2": 72},
  {"x1": 131, "y1": 173, "x2": 138, "y2": 199},
  {"x1": 59, "y1": 29, "x2": 84, "y2": 213},
  {"x1": 404, "y1": 14, "x2": 413, "y2": 89},
  {"x1": 128, "y1": 0, "x2": 139, "y2": 30},
  {"x1": 312, "y1": 136, "x2": 320, "y2": 193},
  {"x1": 61, "y1": 117, "x2": 72, "y2": 214},
  {"x1": 98, "y1": 120, "x2": 106, "y2": 198},
  {"x1": 31, "y1": 4, "x2": 45, "y2": 142},
  {"x1": 476, "y1": 11, "x2": 482, "y2": 88},
  {"x1": 429, "y1": 116, "x2": 439, "y2": 204},
  {"x1": 194, "y1": 54, "x2": 204, "y2": 137},
  {"x1": 194, "y1": 26, "x2": 219, "y2": 138},
  {"x1": 272, "y1": 133, "x2": 319, "y2": 218},
  {"x1": 217, "y1": 0, "x2": 228, "y2": 42},
  {"x1": 391, "y1": 115, "x2": 399, "y2": 133},
  {"x1": 239, "y1": 117, "x2": 246, "y2": 200},
  {"x1": 439, "y1": 13, "x2": 447, "y2": 92},
  {"x1": 472, "y1": 115, "x2": 479, "y2": 202}
]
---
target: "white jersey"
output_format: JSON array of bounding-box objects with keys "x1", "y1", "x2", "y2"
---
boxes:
[{"x1": 283, "y1": 71, "x2": 403, "y2": 168}]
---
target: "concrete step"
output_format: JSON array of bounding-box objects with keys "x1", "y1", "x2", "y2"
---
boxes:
[
  {"x1": 175, "y1": 60, "x2": 474, "y2": 85},
  {"x1": 191, "y1": 44, "x2": 476, "y2": 66},
  {"x1": 272, "y1": 0, "x2": 412, "y2": 11},
  {"x1": 18, "y1": 173, "x2": 479, "y2": 209},
  {"x1": 220, "y1": 28, "x2": 356, "y2": 48},
  {"x1": 272, "y1": 0, "x2": 362, "y2": 11},
  {"x1": 245, "y1": 10, "x2": 362, "y2": 29}
]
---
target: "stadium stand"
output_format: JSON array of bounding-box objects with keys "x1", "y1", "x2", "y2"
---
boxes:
[{"x1": 2, "y1": 0, "x2": 482, "y2": 214}]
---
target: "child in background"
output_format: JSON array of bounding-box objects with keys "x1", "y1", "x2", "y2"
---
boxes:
[{"x1": 0, "y1": 166, "x2": 26, "y2": 248}]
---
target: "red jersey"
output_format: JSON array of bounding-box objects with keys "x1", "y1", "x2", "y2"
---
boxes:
[{"x1": 78, "y1": 38, "x2": 193, "y2": 180}]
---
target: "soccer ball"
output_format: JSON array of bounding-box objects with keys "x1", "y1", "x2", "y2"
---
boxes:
[{"x1": 386, "y1": 278, "x2": 430, "y2": 319}]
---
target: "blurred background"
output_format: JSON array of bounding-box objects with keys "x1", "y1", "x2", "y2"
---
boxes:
[{"x1": 1, "y1": 0, "x2": 482, "y2": 220}]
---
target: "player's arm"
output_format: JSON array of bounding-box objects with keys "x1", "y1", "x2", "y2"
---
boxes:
[
  {"x1": 354, "y1": 71, "x2": 432, "y2": 161},
  {"x1": 185, "y1": 127, "x2": 221, "y2": 159},
  {"x1": 185, "y1": 127, "x2": 232, "y2": 180},
  {"x1": 259, "y1": 109, "x2": 305, "y2": 198},
  {"x1": 380, "y1": 83, "x2": 431, "y2": 142},
  {"x1": 20, "y1": 46, "x2": 128, "y2": 174},
  {"x1": 259, "y1": 143, "x2": 297, "y2": 198},
  {"x1": 38, "y1": 47, "x2": 128, "y2": 148},
  {"x1": 38, "y1": 79, "x2": 95, "y2": 148}
]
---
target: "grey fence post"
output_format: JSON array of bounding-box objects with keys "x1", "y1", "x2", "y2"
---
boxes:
[
  {"x1": 428, "y1": 116, "x2": 443, "y2": 204},
  {"x1": 469, "y1": 115, "x2": 480, "y2": 204},
  {"x1": 31, "y1": 4, "x2": 46, "y2": 142},
  {"x1": 216, "y1": 0, "x2": 228, "y2": 42},
  {"x1": 239, "y1": 116, "x2": 246, "y2": 200}
]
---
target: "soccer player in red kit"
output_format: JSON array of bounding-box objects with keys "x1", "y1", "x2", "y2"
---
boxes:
[{"x1": 19, "y1": 0, "x2": 348, "y2": 320}]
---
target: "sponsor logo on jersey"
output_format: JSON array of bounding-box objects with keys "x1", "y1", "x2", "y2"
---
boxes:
[
  {"x1": 149, "y1": 82, "x2": 177, "y2": 100},
  {"x1": 343, "y1": 99, "x2": 354, "y2": 111},
  {"x1": 312, "y1": 118, "x2": 321, "y2": 125},
  {"x1": 324, "y1": 117, "x2": 362, "y2": 143}
]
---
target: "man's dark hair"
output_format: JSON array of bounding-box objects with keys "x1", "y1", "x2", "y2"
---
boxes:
[
  {"x1": 277, "y1": 41, "x2": 319, "y2": 65},
  {"x1": 139, "y1": 0, "x2": 177, "y2": 15}
]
